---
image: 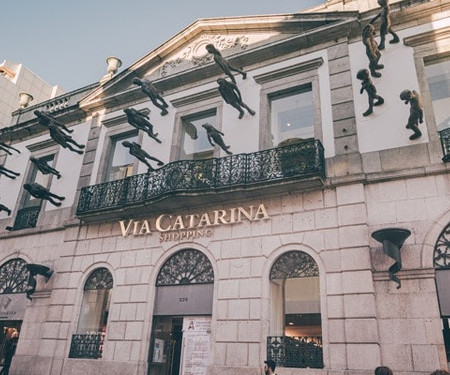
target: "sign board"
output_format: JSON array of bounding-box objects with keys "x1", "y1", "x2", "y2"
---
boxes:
[
  {"x1": 181, "y1": 317, "x2": 211, "y2": 375},
  {"x1": 0, "y1": 294, "x2": 27, "y2": 321}
]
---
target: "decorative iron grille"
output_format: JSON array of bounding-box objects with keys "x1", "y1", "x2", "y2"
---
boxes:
[
  {"x1": 267, "y1": 335, "x2": 323, "y2": 369},
  {"x1": 69, "y1": 333, "x2": 105, "y2": 359},
  {"x1": 77, "y1": 140, "x2": 325, "y2": 215},
  {"x1": 10, "y1": 206, "x2": 41, "y2": 231},
  {"x1": 434, "y1": 221, "x2": 450, "y2": 268},
  {"x1": 156, "y1": 249, "x2": 214, "y2": 286},
  {"x1": 0, "y1": 258, "x2": 29, "y2": 294},
  {"x1": 270, "y1": 251, "x2": 319, "y2": 279},
  {"x1": 85, "y1": 268, "x2": 113, "y2": 290},
  {"x1": 439, "y1": 127, "x2": 450, "y2": 162}
]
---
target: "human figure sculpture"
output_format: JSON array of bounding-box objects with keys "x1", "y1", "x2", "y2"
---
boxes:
[
  {"x1": 205, "y1": 44, "x2": 247, "y2": 84},
  {"x1": 202, "y1": 123, "x2": 232, "y2": 155},
  {"x1": 183, "y1": 121, "x2": 198, "y2": 140},
  {"x1": 0, "y1": 165, "x2": 20, "y2": 179},
  {"x1": 44, "y1": 122, "x2": 85, "y2": 154},
  {"x1": 0, "y1": 140, "x2": 20, "y2": 155},
  {"x1": 132, "y1": 78, "x2": 169, "y2": 116},
  {"x1": 217, "y1": 78, "x2": 256, "y2": 119},
  {"x1": 23, "y1": 182, "x2": 65, "y2": 207},
  {"x1": 370, "y1": 0, "x2": 400, "y2": 50},
  {"x1": 30, "y1": 157, "x2": 61, "y2": 179},
  {"x1": 362, "y1": 24, "x2": 384, "y2": 78},
  {"x1": 0, "y1": 202, "x2": 11, "y2": 216},
  {"x1": 122, "y1": 141, "x2": 164, "y2": 171},
  {"x1": 400, "y1": 89, "x2": 423, "y2": 140},
  {"x1": 34, "y1": 110, "x2": 73, "y2": 134},
  {"x1": 123, "y1": 108, "x2": 162, "y2": 143},
  {"x1": 357, "y1": 69, "x2": 384, "y2": 116},
  {"x1": 25, "y1": 263, "x2": 53, "y2": 300}
]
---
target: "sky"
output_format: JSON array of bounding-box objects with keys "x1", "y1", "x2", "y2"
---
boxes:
[{"x1": 2, "y1": 0, "x2": 324, "y2": 92}]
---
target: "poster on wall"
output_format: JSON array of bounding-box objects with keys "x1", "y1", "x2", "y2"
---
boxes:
[
  {"x1": 152, "y1": 338, "x2": 165, "y2": 363},
  {"x1": 0, "y1": 294, "x2": 27, "y2": 320},
  {"x1": 181, "y1": 317, "x2": 211, "y2": 375}
]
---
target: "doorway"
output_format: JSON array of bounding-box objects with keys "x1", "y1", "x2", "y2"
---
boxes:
[{"x1": 0, "y1": 321, "x2": 22, "y2": 367}]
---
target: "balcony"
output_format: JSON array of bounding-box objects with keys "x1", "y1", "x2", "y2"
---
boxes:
[
  {"x1": 69, "y1": 333, "x2": 105, "y2": 359},
  {"x1": 440, "y1": 127, "x2": 450, "y2": 162},
  {"x1": 6, "y1": 206, "x2": 41, "y2": 231},
  {"x1": 267, "y1": 335, "x2": 323, "y2": 369},
  {"x1": 77, "y1": 140, "x2": 325, "y2": 221}
]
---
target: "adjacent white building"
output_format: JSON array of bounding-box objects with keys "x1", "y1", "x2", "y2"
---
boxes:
[{"x1": 0, "y1": 1, "x2": 449, "y2": 375}]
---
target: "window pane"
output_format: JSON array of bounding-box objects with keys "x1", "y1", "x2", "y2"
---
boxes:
[
  {"x1": 77, "y1": 289, "x2": 111, "y2": 334},
  {"x1": 425, "y1": 60, "x2": 450, "y2": 130},
  {"x1": 270, "y1": 88, "x2": 314, "y2": 146},
  {"x1": 181, "y1": 112, "x2": 215, "y2": 160},
  {"x1": 107, "y1": 134, "x2": 137, "y2": 181}
]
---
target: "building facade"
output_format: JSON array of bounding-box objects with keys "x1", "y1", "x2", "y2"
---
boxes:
[{"x1": 0, "y1": 1, "x2": 450, "y2": 374}]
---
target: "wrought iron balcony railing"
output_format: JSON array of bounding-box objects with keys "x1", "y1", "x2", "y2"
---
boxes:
[
  {"x1": 69, "y1": 333, "x2": 105, "y2": 359},
  {"x1": 6, "y1": 206, "x2": 41, "y2": 231},
  {"x1": 77, "y1": 140, "x2": 325, "y2": 217},
  {"x1": 267, "y1": 335, "x2": 323, "y2": 369},
  {"x1": 439, "y1": 127, "x2": 450, "y2": 162}
]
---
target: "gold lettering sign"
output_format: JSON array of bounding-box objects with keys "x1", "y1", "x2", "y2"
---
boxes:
[{"x1": 118, "y1": 203, "x2": 270, "y2": 240}]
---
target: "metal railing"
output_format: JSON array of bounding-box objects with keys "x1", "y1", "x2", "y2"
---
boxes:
[
  {"x1": 8, "y1": 206, "x2": 41, "y2": 231},
  {"x1": 267, "y1": 335, "x2": 323, "y2": 369},
  {"x1": 77, "y1": 140, "x2": 325, "y2": 216},
  {"x1": 439, "y1": 127, "x2": 450, "y2": 162},
  {"x1": 69, "y1": 333, "x2": 105, "y2": 359}
]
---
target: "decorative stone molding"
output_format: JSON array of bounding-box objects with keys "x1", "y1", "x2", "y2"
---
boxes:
[
  {"x1": 404, "y1": 26, "x2": 450, "y2": 47},
  {"x1": 160, "y1": 34, "x2": 250, "y2": 78},
  {"x1": 170, "y1": 88, "x2": 220, "y2": 108}
]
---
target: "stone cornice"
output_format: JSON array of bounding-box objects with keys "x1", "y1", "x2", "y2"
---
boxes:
[{"x1": 404, "y1": 25, "x2": 450, "y2": 47}]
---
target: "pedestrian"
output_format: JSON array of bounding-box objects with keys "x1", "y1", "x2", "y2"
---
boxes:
[
  {"x1": 264, "y1": 359, "x2": 276, "y2": 375},
  {"x1": 0, "y1": 331, "x2": 18, "y2": 375}
]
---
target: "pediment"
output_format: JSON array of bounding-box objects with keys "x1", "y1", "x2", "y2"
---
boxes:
[{"x1": 79, "y1": 12, "x2": 357, "y2": 112}]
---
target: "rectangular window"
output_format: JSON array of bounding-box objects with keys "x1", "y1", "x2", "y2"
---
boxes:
[
  {"x1": 269, "y1": 85, "x2": 314, "y2": 147},
  {"x1": 424, "y1": 59, "x2": 450, "y2": 130},
  {"x1": 23, "y1": 155, "x2": 55, "y2": 208},
  {"x1": 106, "y1": 133, "x2": 137, "y2": 182},
  {"x1": 181, "y1": 111, "x2": 216, "y2": 160}
]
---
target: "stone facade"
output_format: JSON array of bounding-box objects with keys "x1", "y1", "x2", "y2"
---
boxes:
[{"x1": 0, "y1": 1, "x2": 450, "y2": 375}]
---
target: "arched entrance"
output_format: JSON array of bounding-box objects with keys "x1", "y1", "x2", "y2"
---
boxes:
[
  {"x1": 0, "y1": 258, "x2": 29, "y2": 368},
  {"x1": 148, "y1": 249, "x2": 214, "y2": 375}
]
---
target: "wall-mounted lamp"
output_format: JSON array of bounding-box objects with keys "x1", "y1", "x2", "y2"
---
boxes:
[
  {"x1": 25, "y1": 263, "x2": 53, "y2": 300},
  {"x1": 371, "y1": 228, "x2": 411, "y2": 289},
  {"x1": 18, "y1": 92, "x2": 33, "y2": 108}
]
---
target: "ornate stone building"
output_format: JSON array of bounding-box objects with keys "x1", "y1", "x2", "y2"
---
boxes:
[{"x1": 0, "y1": 0, "x2": 449, "y2": 374}]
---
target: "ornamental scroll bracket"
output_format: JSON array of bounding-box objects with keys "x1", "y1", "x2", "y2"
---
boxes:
[{"x1": 372, "y1": 228, "x2": 411, "y2": 289}]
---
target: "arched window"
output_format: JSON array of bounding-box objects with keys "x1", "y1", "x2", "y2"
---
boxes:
[
  {"x1": 268, "y1": 251, "x2": 323, "y2": 369},
  {"x1": 70, "y1": 268, "x2": 113, "y2": 359},
  {"x1": 0, "y1": 259, "x2": 29, "y2": 294}
]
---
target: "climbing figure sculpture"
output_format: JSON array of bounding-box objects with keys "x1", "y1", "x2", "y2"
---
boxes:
[
  {"x1": 362, "y1": 24, "x2": 384, "y2": 78},
  {"x1": 0, "y1": 140, "x2": 20, "y2": 155},
  {"x1": 217, "y1": 78, "x2": 255, "y2": 119},
  {"x1": 34, "y1": 110, "x2": 73, "y2": 133},
  {"x1": 0, "y1": 165, "x2": 20, "y2": 179},
  {"x1": 124, "y1": 108, "x2": 162, "y2": 143},
  {"x1": 0, "y1": 201, "x2": 11, "y2": 216},
  {"x1": 202, "y1": 123, "x2": 232, "y2": 155},
  {"x1": 206, "y1": 44, "x2": 247, "y2": 84},
  {"x1": 30, "y1": 157, "x2": 61, "y2": 179},
  {"x1": 25, "y1": 263, "x2": 53, "y2": 300},
  {"x1": 370, "y1": 0, "x2": 400, "y2": 50},
  {"x1": 23, "y1": 182, "x2": 65, "y2": 207},
  {"x1": 132, "y1": 78, "x2": 169, "y2": 116},
  {"x1": 357, "y1": 69, "x2": 384, "y2": 116},
  {"x1": 400, "y1": 89, "x2": 423, "y2": 140},
  {"x1": 122, "y1": 141, "x2": 164, "y2": 171}
]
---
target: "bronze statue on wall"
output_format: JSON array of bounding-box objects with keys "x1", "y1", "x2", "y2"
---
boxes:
[
  {"x1": 23, "y1": 182, "x2": 65, "y2": 207},
  {"x1": 217, "y1": 78, "x2": 255, "y2": 119},
  {"x1": 30, "y1": 157, "x2": 61, "y2": 179},
  {"x1": 206, "y1": 44, "x2": 247, "y2": 84},
  {"x1": 0, "y1": 201, "x2": 11, "y2": 216},
  {"x1": 34, "y1": 110, "x2": 73, "y2": 134},
  {"x1": 132, "y1": 78, "x2": 169, "y2": 116},
  {"x1": 0, "y1": 140, "x2": 20, "y2": 155},
  {"x1": 202, "y1": 123, "x2": 232, "y2": 155},
  {"x1": 122, "y1": 141, "x2": 164, "y2": 171},
  {"x1": 362, "y1": 24, "x2": 384, "y2": 78},
  {"x1": 357, "y1": 69, "x2": 384, "y2": 116},
  {"x1": 370, "y1": 0, "x2": 400, "y2": 50},
  {"x1": 124, "y1": 108, "x2": 162, "y2": 144},
  {"x1": 0, "y1": 165, "x2": 20, "y2": 179},
  {"x1": 400, "y1": 90, "x2": 423, "y2": 140}
]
